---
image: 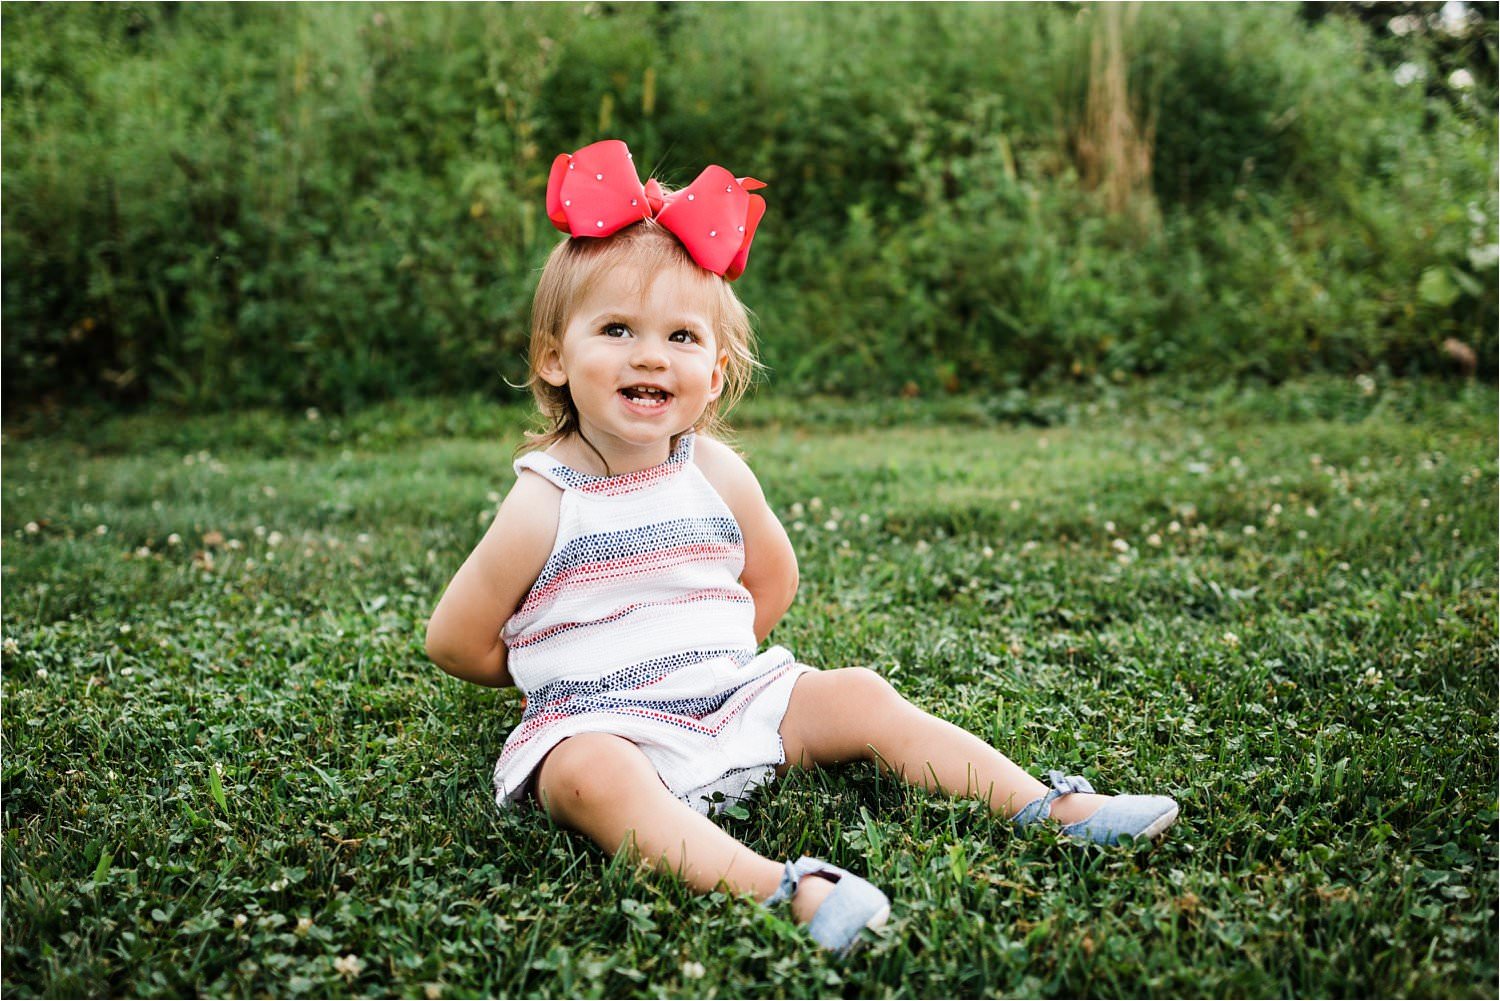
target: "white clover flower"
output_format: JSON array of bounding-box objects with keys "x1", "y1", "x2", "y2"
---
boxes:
[
  {"x1": 1440, "y1": 1, "x2": 1471, "y2": 36},
  {"x1": 789, "y1": 502, "x2": 805, "y2": 518},
  {"x1": 1022, "y1": 540, "x2": 1039, "y2": 553},
  {"x1": 1388, "y1": 13, "x2": 1420, "y2": 36},
  {"x1": 1222, "y1": 632, "x2": 1240, "y2": 648},
  {"x1": 982, "y1": 546, "x2": 994, "y2": 558},
  {"x1": 1009, "y1": 500, "x2": 1021, "y2": 511},
  {"x1": 1147, "y1": 533, "x2": 1162, "y2": 547},
  {"x1": 167, "y1": 533, "x2": 181, "y2": 546},
  {"x1": 1394, "y1": 62, "x2": 1426, "y2": 87},
  {"x1": 306, "y1": 407, "x2": 321, "y2": 422},
  {"x1": 295, "y1": 916, "x2": 314, "y2": 936},
  {"x1": 1355, "y1": 374, "x2": 1377, "y2": 396},
  {"x1": 357, "y1": 533, "x2": 371, "y2": 544},
  {"x1": 1305, "y1": 506, "x2": 1319, "y2": 518},
  {"x1": 809, "y1": 497, "x2": 823, "y2": 511},
  {"x1": 1168, "y1": 520, "x2": 1181, "y2": 534},
  {"x1": 2, "y1": 638, "x2": 18, "y2": 656},
  {"x1": 233, "y1": 914, "x2": 248, "y2": 930},
  {"x1": 35, "y1": 668, "x2": 48, "y2": 679},
  {"x1": 254, "y1": 525, "x2": 267, "y2": 538},
  {"x1": 1362, "y1": 667, "x2": 1384, "y2": 686},
  {"x1": 1104, "y1": 521, "x2": 1116, "y2": 533},
  {"x1": 1243, "y1": 525, "x2": 1258, "y2": 536},
  {"x1": 95, "y1": 525, "x2": 109, "y2": 536},
  {"x1": 823, "y1": 520, "x2": 839, "y2": 532},
  {"x1": 682, "y1": 961, "x2": 706, "y2": 979},
  {"x1": 266, "y1": 531, "x2": 284, "y2": 547},
  {"x1": 792, "y1": 521, "x2": 806, "y2": 533},
  {"x1": 1111, "y1": 538, "x2": 1130, "y2": 553},
  {"x1": 135, "y1": 547, "x2": 152, "y2": 558},
  {"x1": 333, "y1": 954, "x2": 364, "y2": 979},
  {"x1": 859, "y1": 513, "x2": 870, "y2": 525},
  {"x1": 24, "y1": 522, "x2": 39, "y2": 535}
]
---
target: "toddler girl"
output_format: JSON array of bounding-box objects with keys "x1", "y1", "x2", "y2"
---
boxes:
[{"x1": 426, "y1": 140, "x2": 1178, "y2": 954}]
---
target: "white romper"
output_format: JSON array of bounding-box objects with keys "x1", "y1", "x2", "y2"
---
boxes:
[{"x1": 491, "y1": 433, "x2": 813, "y2": 815}]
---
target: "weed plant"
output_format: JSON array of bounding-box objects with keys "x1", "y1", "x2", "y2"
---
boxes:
[{"x1": 2, "y1": 378, "x2": 1495, "y2": 998}]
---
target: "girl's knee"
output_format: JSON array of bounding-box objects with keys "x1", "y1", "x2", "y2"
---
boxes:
[
  {"x1": 829, "y1": 666, "x2": 906, "y2": 713},
  {"x1": 535, "y1": 733, "x2": 654, "y2": 818}
]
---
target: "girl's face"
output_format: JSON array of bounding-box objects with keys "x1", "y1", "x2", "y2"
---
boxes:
[{"x1": 538, "y1": 261, "x2": 727, "y2": 466}]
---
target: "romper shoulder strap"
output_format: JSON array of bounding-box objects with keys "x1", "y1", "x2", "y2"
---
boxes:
[{"x1": 512, "y1": 451, "x2": 576, "y2": 491}]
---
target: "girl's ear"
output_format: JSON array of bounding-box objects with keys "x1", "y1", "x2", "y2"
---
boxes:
[
  {"x1": 707, "y1": 351, "x2": 728, "y2": 402},
  {"x1": 537, "y1": 345, "x2": 568, "y2": 388}
]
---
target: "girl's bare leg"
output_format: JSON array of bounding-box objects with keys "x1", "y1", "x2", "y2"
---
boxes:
[
  {"x1": 776, "y1": 668, "x2": 1111, "y2": 825},
  {"x1": 535, "y1": 732, "x2": 835, "y2": 921}
]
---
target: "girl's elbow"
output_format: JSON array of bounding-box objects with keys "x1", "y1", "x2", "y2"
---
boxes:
[{"x1": 423, "y1": 622, "x2": 452, "y2": 668}]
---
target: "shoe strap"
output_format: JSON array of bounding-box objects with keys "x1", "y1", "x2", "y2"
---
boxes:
[{"x1": 1013, "y1": 770, "x2": 1096, "y2": 826}]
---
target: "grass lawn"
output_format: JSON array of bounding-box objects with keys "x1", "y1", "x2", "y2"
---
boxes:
[{"x1": 2, "y1": 378, "x2": 1495, "y2": 999}]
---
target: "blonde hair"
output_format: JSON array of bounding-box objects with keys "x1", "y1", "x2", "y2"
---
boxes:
[{"x1": 522, "y1": 219, "x2": 760, "y2": 457}]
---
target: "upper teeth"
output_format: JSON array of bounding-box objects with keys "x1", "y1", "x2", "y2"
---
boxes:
[{"x1": 624, "y1": 387, "x2": 667, "y2": 401}]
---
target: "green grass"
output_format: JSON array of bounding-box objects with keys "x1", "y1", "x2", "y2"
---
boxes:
[{"x1": 3, "y1": 377, "x2": 1496, "y2": 998}]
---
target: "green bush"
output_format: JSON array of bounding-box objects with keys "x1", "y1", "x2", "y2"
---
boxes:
[{"x1": 2, "y1": 2, "x2": 1494, "y2": 414}]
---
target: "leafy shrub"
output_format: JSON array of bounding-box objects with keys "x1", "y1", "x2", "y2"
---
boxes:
[{"x1": 2, "y1": 2, "x2": 1494, "y2": 415}]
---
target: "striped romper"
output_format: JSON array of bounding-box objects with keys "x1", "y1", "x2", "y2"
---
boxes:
[{"x1": 491, "y1": 433, "x2": 813, "y2": 816}]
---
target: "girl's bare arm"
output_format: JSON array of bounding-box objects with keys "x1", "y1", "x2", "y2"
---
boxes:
[
  {"x1": 425, "y1": 472, "x2": 561, "y2": 687},
  {"x1": 695, "y1": 436, "x2": 799, "y2": 643}
]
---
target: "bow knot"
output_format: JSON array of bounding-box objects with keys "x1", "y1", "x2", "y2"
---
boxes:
[
  {"x1": 1045, "y1": 770, "x2": 1097, "y2": 796},
  {"x1": 545, "y1": 139, "x2": 766, "y2": 281}
]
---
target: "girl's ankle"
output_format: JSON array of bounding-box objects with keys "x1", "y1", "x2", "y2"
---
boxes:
[
  {"x1": 789, "y1": 873, "x2": 837, "y2": 925},
  {"x1": 1046, "y1": 791, "x2": 1111, "y2": 825}
]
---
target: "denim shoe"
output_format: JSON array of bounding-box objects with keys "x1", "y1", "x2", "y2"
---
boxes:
[
  {"x1": 1014, "y1": 770, "x2": 1179, "y2": 845},
  {"x1": 763, "y1": 856, "x2": 890, "y2": 954}
]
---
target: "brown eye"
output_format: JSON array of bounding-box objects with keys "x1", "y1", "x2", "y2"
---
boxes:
[
  {"x1": 602, "y1": 323, "x2": 630, "y2": 338},
  {"x1": 669, "y1": 329, "x2": 699, "y2": 344}
]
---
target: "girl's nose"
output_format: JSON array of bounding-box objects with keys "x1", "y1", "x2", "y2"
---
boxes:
[{"x1": 630, "y1": 339, "x2": 669, "y2": 370}]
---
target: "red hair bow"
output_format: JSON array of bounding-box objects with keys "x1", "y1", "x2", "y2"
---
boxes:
[{"x1": 545, "y1": 139, "x2": 767, "y2": 281}]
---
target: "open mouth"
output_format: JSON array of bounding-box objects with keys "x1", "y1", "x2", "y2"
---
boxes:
[{"x1": 619, "y1": 386, "x2": 671, "y2": 408}]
